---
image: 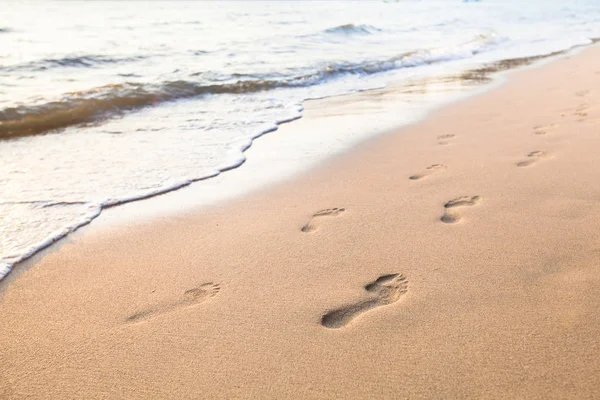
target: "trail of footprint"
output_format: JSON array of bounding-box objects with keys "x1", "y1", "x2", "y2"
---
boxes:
[
  {"x1": 516, "y1": 151, "x2": 547, "y2": 167},
  {"x1": 533, "y1": 124, "x2": 557, "y2": 135},
  {"x1": 321, "y1": 274, "x2": 408, "y2": 329},
  {"x1": 437, "y1": 134, "x2": 455, "y2": 145},
  {"x1": 301, "y1": 208, "x2": 345, "y2": 233},
  {"x1": 126, "y1": 283, "x2": 221, "y2": 324},
  {"x1": 409, "y1": 164, "x2": 447, "y2": 180},
  {"x1": 441, "y1": 195, "x2": 481, "y2": 224}
]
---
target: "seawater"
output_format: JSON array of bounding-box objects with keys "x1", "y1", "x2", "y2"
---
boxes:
[{"x1": 1, "y1": 0, "x2": 599, "y2": 279}]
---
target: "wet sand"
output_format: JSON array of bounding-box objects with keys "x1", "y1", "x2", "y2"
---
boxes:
[{"x1": 2, "y1": 45, "x2": 600, "y2": 399}]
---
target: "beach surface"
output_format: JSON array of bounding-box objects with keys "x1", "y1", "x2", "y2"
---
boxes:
[{"x1": 2, "y1": 45, "x2": 600, "y2": 399}]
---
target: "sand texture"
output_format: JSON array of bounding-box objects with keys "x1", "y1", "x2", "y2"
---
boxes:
[{"x1": 2, "y1": 46, "x2": 600, "y2": 399}]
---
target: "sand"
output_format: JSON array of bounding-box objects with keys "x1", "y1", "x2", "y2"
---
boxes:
[{"x1": 2, "y1": 45, "x2": 600, "y2": 399}]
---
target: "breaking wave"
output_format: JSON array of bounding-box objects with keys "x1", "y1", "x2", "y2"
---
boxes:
[
  {"x1": 0, "y1": 80, "x2": 284, "y2": 138},
  {"x1": 324, "y1": 23, "x2": 381, "y2": 35},
  {"x1": 0, "y1": 34, "x2": 505, "y2": 139},
  {"x1": 2, "y1": 54, "x2": 148, "y2": 72}
]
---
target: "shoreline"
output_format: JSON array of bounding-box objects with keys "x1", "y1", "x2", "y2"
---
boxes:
[
  {"x1": 1, "y1": 42, "x2": 592, "y2": 282},
  {"x1": 2, "y1": 44, "x2": 600, "y2": 398}
]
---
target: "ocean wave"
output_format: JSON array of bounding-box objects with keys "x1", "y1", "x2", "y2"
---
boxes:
[
  {"x1": 0, "y1": 34, "x2": 505, "y2": 139},
  {"x1": 0, "y1": 80, "x2": 285, "y2": 138},
  {"x1": 0, "y1": 28, "x2": 12, "y2": 33},
  {"x1": 2, "y1": 54, "x2": 147, "y2": 72},
  {"x1": 309, "y1": 33, "x2": 506, "y2": 80},
  {"x1": 324, "y1": 23, "x2": 381, "y2": 35}
]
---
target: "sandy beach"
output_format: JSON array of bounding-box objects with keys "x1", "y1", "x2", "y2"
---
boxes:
[{"x1": 2, "y1": 44, "x2": 600, "y2": 399}]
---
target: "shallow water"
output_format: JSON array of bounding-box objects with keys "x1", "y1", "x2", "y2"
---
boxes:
[{"x1": 1, "y1": 0, "x2": 599, "y2": 278}]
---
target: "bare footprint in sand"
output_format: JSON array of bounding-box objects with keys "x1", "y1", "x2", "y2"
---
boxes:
[
  {"x1": 321, "y1": 274, "x2": 408, "y2": 329},
  {"x1": 437, "y1": 134, "x2": 456, "y2": 145},
  {"x1": 516, "y1": 151, "x2": 547, "y2": 167},
  {"x1": 126, "y1": 283, "x2": 221, "y2": 324},
  {"x1": 533, "y1": 124, "x2": 557, "y2": 135},
  {"x1": 409, "y1": 164, "x2": 447, "y2": 180},
  {"x1": 301, "y1": 208, "x2": 345, "y2": 233},
  {"x1": 441, "y1": 195, "x2": 481, "y2": 224},
  {"x1": 575, "y1": 104, "x2": 589, "y2": 118}
]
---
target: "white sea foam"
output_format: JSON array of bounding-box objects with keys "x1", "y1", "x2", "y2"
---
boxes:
[{"x1": 0, "y1": 102, "x2": 306, "y2": 279}]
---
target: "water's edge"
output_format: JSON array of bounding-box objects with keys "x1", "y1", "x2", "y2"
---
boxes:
[{"x1": 1, "y1": 40, "x2": 596, "y2": 282}]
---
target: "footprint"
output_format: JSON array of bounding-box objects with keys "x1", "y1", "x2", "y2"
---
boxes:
[
  {"x1": 437, "y1": 134, "x2": 455, "y2": 145},
  {"x1": 575, "y1": 104, "x2": 589, "y2": 118},
  {"x1": 321, "y1": 274, "x2": 408, "y2": 329},
  {"x1": 516, "y1": 151, "x2": 547, "y2": 167},
  {"x1": 575, "y1": 90, "x2": 589, "y2": 97},
  {"x1": 572, "y1": 103, "x2": 599, "y2": 120},
  {"x1": 409, "y1": 164, "x2": 447, "y2": 180},
  {"x1": 533, "y1": 124, "x2": 557, "y2": 135},
  {"x1": 301, "y1": 208, "x2": 345, "y2": 233},
  {"x1": 444, "y1": 196, "x2": 481, "y2": 208},
  {"x1": 441, "y1": 195, "x2": 481, "y2": 224},
  {"x1": 126, "y1": 283, "x2": 221, "y2": 324}
]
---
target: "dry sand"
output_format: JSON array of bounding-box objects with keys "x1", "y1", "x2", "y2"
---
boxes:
[{"x1": 2, "y1": 45, "x2": 600, "y2": 399}]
